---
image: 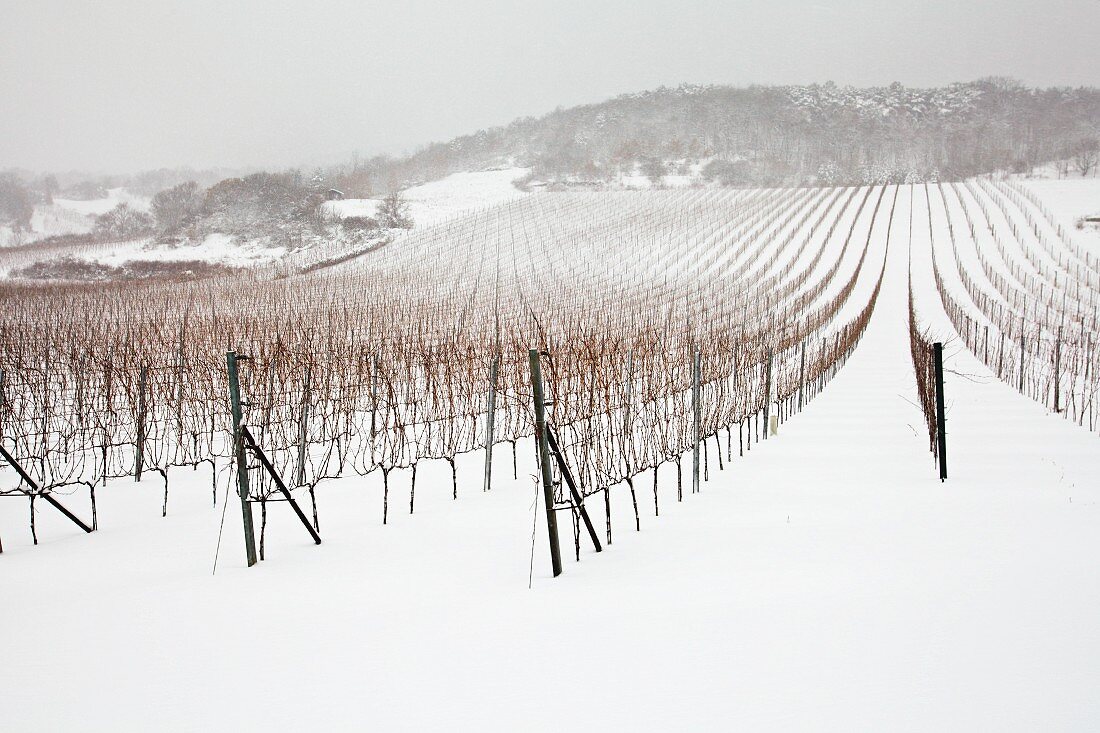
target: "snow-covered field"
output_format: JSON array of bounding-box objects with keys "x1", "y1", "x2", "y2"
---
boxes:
[
  {"x1": 8, "y1": 189, "x2": 150, "y2": 245},
  {"x1": 0, "y1": 188, "x2": 150, "y2": 249},
  {"x1": 93, "y1": 232, "x2": 289, "y2": 269},
  {"x1": 3, "y1": 181, "x2": 1100, "y2": 731},
  {"x1": 325, "y1": 167, "x2": 530, "y2": 229}
]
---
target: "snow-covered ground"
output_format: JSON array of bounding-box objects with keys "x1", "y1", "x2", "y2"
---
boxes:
[
  {"x1": 0, "y1": 188, "x2": 151, "y2": 248},
  {"x1": 3, "y1": 183, "x2": 1100, "y2": 731},
  {"x1": 52, "y1": 187, "x2": 150, "y2": 217},
  {"x1": 325, "y1": 167, "x2": 530, "y2": 229},
  {"x1": 1020, "y1": 178, "x2": 1100, "y2": 255},
  {"x1": 93, "y1": 233, "x2": 288, "y2": 269}
]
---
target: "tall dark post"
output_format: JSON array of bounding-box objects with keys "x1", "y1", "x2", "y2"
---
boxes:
[
  {"x1": 1018, "y1": 317, "x2": 1026, "y2": 393},
  {"x1": 297, "y1": 364, "x2": 311, "y2": 486},
  {"x1": 763, "y1": 349, "x2": 774, "y2": 440},
  {"x1": 227, "y1": 351, "x2": 258, "y2": 567},
  {"x1": 933, "y1": 342, "x2": 948, "y2": 482},
  {"x1": 691, "y1": 349, "x2": 701, "y2": 494},
  {"x1": 135, "y1": 365, "x2": 148, "y2": 482},
  {"x1": 797, "y1": 340, "x2": 807, "y2": 410},
  {"x1": 1053, "y1": 326, "x2": 1063, "y2": 413},
  {"x1": 529, "y1": 349, "x2": 562, "y2": 577},
  {"x1": 483, "y1": 353, "x2": 499, "y2": 492}
]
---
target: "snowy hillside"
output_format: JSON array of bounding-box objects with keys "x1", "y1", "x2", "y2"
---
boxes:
[
  {"x1": 0, "y1": 188, "x2": 150, "y2": 248},
  {"x1": 0, "y1": 171, "x2": 531, "y2": 278},
  {"x1": 340, "y1": 80, "x2": 1100, "y2": 190},
  {"x1": 324, "y1": 167, "x2": 529, "y2": 229}
]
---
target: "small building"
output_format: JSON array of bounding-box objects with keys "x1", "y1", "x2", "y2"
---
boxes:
[{"x1": 326, "y1": 189, "x2": 345, "y2": 201}]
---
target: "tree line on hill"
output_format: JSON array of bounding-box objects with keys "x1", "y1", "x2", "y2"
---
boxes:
[
  {"x1": 333, "y1": 78, "x2": 1100, "y2": 188},
  {"x1": 4, "y1": 78, "x2": 1098, "y2": 245}
]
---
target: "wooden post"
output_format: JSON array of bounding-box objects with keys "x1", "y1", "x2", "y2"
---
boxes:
[
  {"x1": 0, "y1": 443, "x2": 94, "y2": 534},
  {"x1": 997, "y1": 332, "x2": 1005, "y2": 378},
  {"x1": 135, "y1": 365, "x2": 148, "y2": 482},
  {"x1": 226, "y1": 351, "x2": 258, "y2": 567},
  {"x1": 933, "y1": 342, "x2": 948, "y2": 482},
  {"x1": 483, "y1": 353, "x2": 498, "y2": 492},
  {"x1": 797, "y1": 340, "x2": 807, "y2": 410},
  {"x1": 528, "y1": 349, "x2": 562, "y2": 577},
  {"x1": 296, "y1": 364, "x2": 311, "y2": 486},
  {"x1": 545, "y1": 427, "x2": 602, "y2": 553},
  {"x1": 763, "y1": 349, "x2": 773, "y2": 441},
  {"x1": 1019, "y1": 317, "x2": 1026, "y2": 393},
  {"x1": 241, "y1": 427, "x2": 321, "y2": 545},
  {"x1": 691, "y1": 349, "x2": 701, "y2": 494}
]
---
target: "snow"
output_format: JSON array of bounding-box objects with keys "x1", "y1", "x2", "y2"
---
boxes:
[
  {"x1": 3, "y1": 182, "x2": 1100, "y2": 731},
  {"x1": 325, "y1": 167, "x2": 530, "y2": 229},
  {"x1": 0, "y1": 188, "x2": 152, "y2": 249},
  {"x1": 0, "y1": 224, "x2": 17, "y2": 248},
  {"x1": 52, "y1": 187, "x2": 150, "y2": 217},
  {"x1": 30, "y1": 202, "x2": 96, "y2": 237},
  {"x1": 323, "y1": 196, "x2": 379, "y2": 220},
  {"x1": 604, "y1": 161, "x2": 706, "y2": 189},
  {"x1": 91, "y1": 232, "x2": 287, "y2": 269}
]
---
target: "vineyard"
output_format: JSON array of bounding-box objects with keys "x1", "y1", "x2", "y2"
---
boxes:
[
  {"x1": 0, "y1": 183, "x2": 897, "y2": 557},
  {"x1": 3, "y1": 177, "x2": 1100, "y2": 560},
  {"x1": 4, "y1": 178, "x2": 1100, "y2": 730}
]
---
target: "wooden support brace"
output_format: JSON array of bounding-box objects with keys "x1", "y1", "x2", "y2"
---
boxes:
[
  {"x1": 0, "y1": 444, "x2": 94, "y2": 534},
  {"x1": 241, "y1": 427, "x2": 322, "y2": 545},
  {"x1": 545, "y1": 426, "x2": 602, "y2": 553}
]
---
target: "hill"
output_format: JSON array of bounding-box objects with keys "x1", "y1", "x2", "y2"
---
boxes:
[{"x1": 340, "y1": 78, "x2": 1100, "y2": 190}]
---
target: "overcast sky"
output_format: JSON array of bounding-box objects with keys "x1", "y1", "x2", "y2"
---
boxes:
[{"x1": 3, "y1": 0, "x2": 1099, "y2": 174}]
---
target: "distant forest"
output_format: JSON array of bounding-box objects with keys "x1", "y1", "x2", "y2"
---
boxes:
[
  {"x1": 334, "y1": 78, "x2": 1100, "y2": 190},
  {"x1": 4, "y1": 78, "x2": 1100, "y2": 229}
]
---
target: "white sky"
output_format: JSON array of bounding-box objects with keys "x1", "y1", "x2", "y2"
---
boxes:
[{"x1": 2, "y1": 0, "x2": 1099, "y2": 173}]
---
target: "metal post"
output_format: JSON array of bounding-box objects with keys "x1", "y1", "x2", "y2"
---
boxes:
[
  {"x1": 528, "y1": 349, "x2": 562, "y2": 577},
  {"x1": 226, "y1": 351, "x2": 258, "y2": 567},
  {"x1": 483, "y1": 353, "x2": 498, "y2": 492},
  {"x1": 933, "y1": 342, "x2": 948, "y2": 482},
  {"x1": 0, "y1": 443, "x2": 94, "y2": 534},
  {"x1": 369, "y1": 353, "x2": 379, "y2": 440},
  {"x1": 691, "y1": 349, "x2": 701, "y2": 494},
  {"x1": 135, "y1": 365, "x2": 147, "y2": 482},
  {"x1": 296, "y1": 364, "x2": 311, "y2": 486},
  {"x1": 1053, "y1": 326, "x2": 1063, "y2": 412}
]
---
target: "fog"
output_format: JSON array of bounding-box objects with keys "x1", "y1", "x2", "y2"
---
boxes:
[{"x1": 3, "y1": 0, "x2": 1098, "y2": 173}]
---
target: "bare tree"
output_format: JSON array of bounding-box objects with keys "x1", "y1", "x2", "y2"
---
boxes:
[
  {"x1": 1073, "y1": 138, "x2": 1098, "y2": 178},
  {"x1": 0, "y1": 173, "x2": 33, "y2": 231},
  {"x1": 641, "y1": 158, "x2": 666, "y2": 187},
  {"x1": 378, "y1": 190, "x2": 413, "y2": 229},
  {"x1": 150, "y1": 181, "x2": 202, "y2": 236},
  {"x1": 93, "y1": 203, "x2": 154, "y2": 241}
]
